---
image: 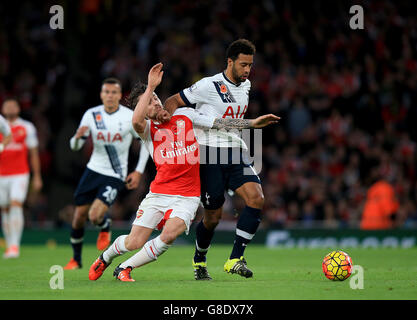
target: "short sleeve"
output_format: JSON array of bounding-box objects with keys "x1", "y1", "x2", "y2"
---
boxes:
[
  {"x1": 75, "y1": 110, "x2": 92, "y2": 138},
  {"x1": 175, "y1": 108, "x2": 215, "y2": 129},
  {"x1": 138, "y1": 119, "x2": 151, "y2": 143},
  {"x1": 25, "y1": 122, "x2": 39, "y2": 149},
  {"x1": 79, "y1": 111, "x2": 91, "y2": 128},
  {"x1": 179, "y1": 78, "x2": 209, "y2": 106},
  {"x1": 130, "y1": 123, "x2": 141, "y2": 139},
  {"x1": 189, "y1": 110, "x2": 215, "y2": 129}
]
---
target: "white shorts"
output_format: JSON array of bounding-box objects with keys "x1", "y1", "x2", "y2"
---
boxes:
[
  {"x1": 132, "y1": 192, "x2": 200, "y2": 235},
  {"x1": 0, "y1": 174, "x2": 30, "y2": 207}
]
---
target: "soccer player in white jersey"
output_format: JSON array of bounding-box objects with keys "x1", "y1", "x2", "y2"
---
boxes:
[
  {"x1": 63, "y1": 78, "x2": 150, "y2": 270},
  {"x1": 0, "y1": 98, "x2": 43, "y2": 259},
  {"x1": 162, "y1": 39, "x2": 265, "y2": 279},
  {"x1": 88, "y1": 63, "x2": 279, "y2": 282}
]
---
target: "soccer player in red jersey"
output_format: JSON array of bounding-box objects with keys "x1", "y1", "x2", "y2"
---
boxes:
[
  {"x1": 0, "y1": 99, "x2": 42, "y2": 258},
  {"x1": 89, "y1": 63, "x2": 279, "y2": 281}
]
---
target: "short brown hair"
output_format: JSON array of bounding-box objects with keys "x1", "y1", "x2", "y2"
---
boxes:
[
  {"x1": 102, "y1": 77, "x2": 122, "y2": 89},
  {"x1": 2, "y1": 97, "x2": 20, "y2": 106},
  {"x1": 226, "y1": 39, "x2": 256, "y2": 61}
]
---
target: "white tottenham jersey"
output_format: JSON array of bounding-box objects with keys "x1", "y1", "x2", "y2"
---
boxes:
[
  {"x1": 180, "y1": 72, "x2": 250, "y2": 149},
  {"x1": 0, "y1": 114, "x2": 11, "y2": 136},
  {"x1": 70, "y1": 105, "x2": 144, "y2": 180}
]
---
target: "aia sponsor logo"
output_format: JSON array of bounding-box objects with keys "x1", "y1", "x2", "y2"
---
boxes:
[
  {"x1": 96, "y1": 132, "x2": 123, "y2": 143},
  {"x1": 222, "y1": 105, "x2": 247, "y2": 118}
]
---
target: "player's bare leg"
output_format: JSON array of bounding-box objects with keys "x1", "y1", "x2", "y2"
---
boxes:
[
  {"x1": 3, "y1": 200, "x2": 24, "y2": 259},
  {"x1": 90, "y1": 223, "x2": 154, "y2": 281},
  {"x1": 88, "y1": 198, "x2": 112, "y2": 250},
  {"x1": 193, "y1": 208, "x2": 222, "y2": 280},
  {"x1": 113, "y1": 217, "x2": 184, "y2": 282},
  {"x1": 160, "y1": 217, "x2": 187, "y2": 244},
  {"x1": 64, "y1": 204, "x2": 89, "y2": 269},
  {"x1": 224, "y1": 182, "x2": 264, "y2": 278}
]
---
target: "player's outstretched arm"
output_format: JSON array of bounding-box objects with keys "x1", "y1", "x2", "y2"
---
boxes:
[
  {"x1": 211, "y1": 114, "x2": 280, "y2": 130},
  {"x1": 132, "y1": 63, "x2": 164, "y2": 133},
  {"x1": 132, "y1": 86, "x2": 152, "y2": 134}
]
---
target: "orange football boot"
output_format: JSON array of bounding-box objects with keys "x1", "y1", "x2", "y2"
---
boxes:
[
  {"x1": 96, "y1": 231, "x2": 111, "y2": 250},
  {"x1": 114, "y1": 265, "x2": 135, "y2": 282},
  {"x1": 89, "y1": 254, "x2": 109, "y2": 280},
  {"x1": 3, "y1": 245, "x2": 19, "y2": 259},
  {"x1": 64, "y1": 258, "x2": 81, "y2": 270}
]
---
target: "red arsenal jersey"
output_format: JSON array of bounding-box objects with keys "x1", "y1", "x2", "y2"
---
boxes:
[
  {"x1": 139, "y1": 108, "x2": 214, "y2": 197},
  {"x1": 0, "y1": 118, "x2": 38, "y2": 176}
]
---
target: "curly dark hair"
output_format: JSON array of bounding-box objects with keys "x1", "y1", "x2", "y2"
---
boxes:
[
  {"x1": 124, "y1": 81, "x2": 147, "y2": 109},
  {"x1": 226, "y1": 39, "x2": 256, "y2": 61}
]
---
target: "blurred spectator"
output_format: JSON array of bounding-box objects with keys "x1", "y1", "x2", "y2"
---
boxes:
[
  {"x1": 360, "y1": 180, "x2": 400, "y2": 230},
  {"x1": 287, "y1": 98, "x2": 311, "y2": 140}
]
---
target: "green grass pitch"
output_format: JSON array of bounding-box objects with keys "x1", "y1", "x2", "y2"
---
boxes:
[{"x1": 0, "y1": 244, "x2": 416, "y2": 300}]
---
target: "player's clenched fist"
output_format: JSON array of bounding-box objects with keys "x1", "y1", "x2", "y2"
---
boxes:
[
  {"x1": 125, "y1": 171, "x2": 142, "y2": 190},
  {"x1": 156, "y1": 109, "x2": 171, "y2": 123},
  {"x1": 75, "y1": 126, "x2": 89, "y2": 139}
]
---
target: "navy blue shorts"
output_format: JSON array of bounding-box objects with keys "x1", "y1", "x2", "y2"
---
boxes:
[
  {"x1": 200, "y1": 146, "x2": 261, "y2": 210},
  {"x1": 74, "y1": 168, "x2": 125, "y2": 207}
]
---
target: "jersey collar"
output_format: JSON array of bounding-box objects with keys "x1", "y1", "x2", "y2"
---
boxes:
[
  {"x1": 103, "y1": 105, "x2": 120, "y2": 115},
  {"x1": 6, "y1": 117, "x2": 20, "y2": 125},
  {"x1": 222, "y1": 71, "x2": 241, "y2": 87}
]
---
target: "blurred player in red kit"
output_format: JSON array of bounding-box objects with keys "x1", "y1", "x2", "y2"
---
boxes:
[{"x1": 0, "y1": 98, "x2": 42, "y2": 259}]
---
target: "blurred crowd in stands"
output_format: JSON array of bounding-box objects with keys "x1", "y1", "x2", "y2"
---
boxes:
[{"x1": 1, "y1": 0, "x2": 417, "y2": 229}]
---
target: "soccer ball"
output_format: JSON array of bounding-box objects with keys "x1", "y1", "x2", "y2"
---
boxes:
[{"x1": 322, "y1": 250, "x2": 353, "y2": 281}]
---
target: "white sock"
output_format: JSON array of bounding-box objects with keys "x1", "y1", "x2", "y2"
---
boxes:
[
  {"x1": 103, "y1": 235, "x2": 128, "y2": 264},
  {"x1": 1, "y1": 211, "x2": 10, "y2": 247},
  {"x1": 120, "y1": 235, "x2": 170, "y2": 269},
  {"x1": 8, "y1": 206, "x2": 24, "y2": 247}
]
